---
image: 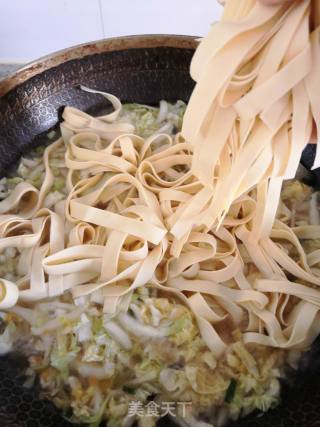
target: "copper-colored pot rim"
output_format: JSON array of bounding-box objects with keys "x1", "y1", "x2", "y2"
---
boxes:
[{"x1": 0, "y1": 34, "x2": 198, "y2": 97}]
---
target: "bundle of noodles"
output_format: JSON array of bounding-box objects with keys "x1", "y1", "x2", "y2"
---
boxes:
[
  {"x1": 1, "y1": 0, "x2": 320, "y2": 360},
  {"x1": 184, "y1": 0, "x2": 320, "y2": 227}
]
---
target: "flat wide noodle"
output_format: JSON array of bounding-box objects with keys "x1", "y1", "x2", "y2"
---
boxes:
[{"x1": 1, "y1": 0, "x2": 320, "y2": 358}]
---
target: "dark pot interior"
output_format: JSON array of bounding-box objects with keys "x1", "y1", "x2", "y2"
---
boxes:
[{"x1": 0, "y1": 35, "x2": 319, "y2": 427}]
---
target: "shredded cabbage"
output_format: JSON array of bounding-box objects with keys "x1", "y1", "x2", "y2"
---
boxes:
[
  {"x1": 0, "y1": 322, "x2": 17, "y2": 355},
  {"x1": 0, "y1": 95, "x2": 311, "y2": 426}
]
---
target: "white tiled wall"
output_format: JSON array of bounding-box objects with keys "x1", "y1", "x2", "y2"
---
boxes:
[{"x1": 0, "y1": 0, "x2": 223, "y2": 63}]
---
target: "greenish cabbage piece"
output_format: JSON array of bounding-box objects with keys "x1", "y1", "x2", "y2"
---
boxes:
[
  {"x1": 50, "y1": 332, "x2": 80, "y2": 378},
  {"x1": 0, "y1": 322, "x2": 17, "y2": 355}
]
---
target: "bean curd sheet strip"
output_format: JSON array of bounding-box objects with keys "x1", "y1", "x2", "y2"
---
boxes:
[{"x1": 1, "y1": 0, "x2": 320, "y2": 360}]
